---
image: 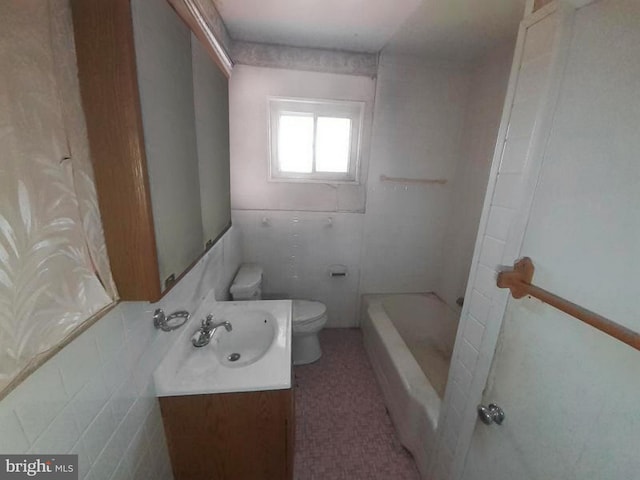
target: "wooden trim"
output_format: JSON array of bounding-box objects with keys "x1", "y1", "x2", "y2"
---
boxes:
[
  {"x1": 380, "y1": 175, "x2": 447, "y2": 185},
  {"x1": 70, "y1": 0, "x2": 161, "y2": 301},
  {"x1": 498, "y1": 258, "x2": 640, "y2": 351},
  {"x1": 167, "y1": 0, "x2": 233, "y2": 78}
]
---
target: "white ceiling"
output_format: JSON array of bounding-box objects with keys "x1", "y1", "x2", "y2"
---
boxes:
[
  {"x1": 386, "y1": 0, "x2": 526, "y2": 61},
  {"x1": 212, "y1": 0, "x2": 422, "y2": 53},
  {"x1": 213, "y1": 0, "x2": 526, "y2": 60}
]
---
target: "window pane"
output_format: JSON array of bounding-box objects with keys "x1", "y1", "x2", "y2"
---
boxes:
[
  {"x1": 278, "y1": 114, "x2": 314, "y2": 173},
  {"x1": 315, "y1": 117, "x2": 351, "y2": 173}
]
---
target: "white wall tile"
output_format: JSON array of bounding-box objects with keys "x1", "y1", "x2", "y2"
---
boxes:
[
  {"x1": 90, "y1": 419, "x2": 129, "y2": 480},
  {"x1": 70, "y1": 437, "x2": 91, "y2": 479},
  {"x1": 30, "y1": 402, "x2": 80, "y2": 454},
  {"x1": 474, "y1": 265, "x2": 498, "y2": 299},
  {"x1": 522, "y1": 12, "x2": 558, "y2": 63},
  {"x1": 435, "y1": 448, "x2": 454, "y2": 480},
  {"x1": 458, "y1": 339, "x2": 480, "y2": 372},
  {"x1": 92, "y1": 310, "x2": 126, "y2": 365},
  {"x1": 13, "y1": 362, "x2": 69, "y2": 444},
  {"x1": 478, "y1": 236, "x2": 506, "y2": 271},
  {"x1": 132, "y1": 448, "x2": 154, "y2": 480},
  {"x1": 109, "y1": 374, "x2": 137, "y2": 425},
  {"x1": 452, "y1": 362, "x2": 474, "y2": 394},
  {"x1": 485, "y1": 207, "x2": 515, "y2": 241},
  {"x1": 467, "y1": 290, "x2": 492, "y2": 326},
  {"x1": 0, "y1": 409, "x2": 30, "y2": 453},
  {"x1": 436, "y1": 42, "x2": 514, "y2": 308},
  {"x1": 432, "y1": 11, "x2": 561, "y2": 480},
  {"x1": 71, "y1": 375, "x2": 110, "y2": 434},
  {"x1": 56, "y1": 329, "x2": 101, "y2": 399},
  {"x1": 111, "y1": 460, "x2": 133, "y2": 480},
  {"x1": 448, "y1": 381, "x2": 468, "y2": 422},
  {"x1": 513, "y1": 54, "x2": 551, "y2": 104},
  {"x1": 100, "y1": 344, "x2": 130, "y2": 399},
  {"x1": 233, "y1": 210, "x2": 363, "y2": 327},
  {"x1": 463, "y1": 316, "x2": 485, "y2": 351},
  {"x1": 499, "y1": 137, "x2": 530, "y2": 174},
  {"x1": 507, "y1": 98, "x2": 539, "y2": 139},
  {"x1": 443, "y1": 417, "x2": 460, "y2": 455},
  {"x1": 82, "y1": 404, "x2": 116, "y2": 463},
  {"x1": 492, "y1": 173, "x2": 523, "y2": 208},
  {"x1": 120, "y1": 428, "x2": 147, "y2": 479},
  {"x1": 0, "y1": 227, "x2": 240, "y2": 479}
]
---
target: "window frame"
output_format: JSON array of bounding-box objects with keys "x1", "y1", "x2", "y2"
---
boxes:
[{"x1": 268, "y1": 97, "x2": 365, "y2": 184}]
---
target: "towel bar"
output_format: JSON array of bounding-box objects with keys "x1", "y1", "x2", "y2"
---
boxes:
[
  {"x1": 379, "y1": 175, "x2": 447, "y2": 185},
  {"x1": 497, "y1": 258, "x2": 640, "y2": 352}
]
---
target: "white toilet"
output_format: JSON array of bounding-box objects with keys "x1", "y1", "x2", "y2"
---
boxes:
[{"x1": 230, "y1": 263, "x2": 327, "y2": 365}]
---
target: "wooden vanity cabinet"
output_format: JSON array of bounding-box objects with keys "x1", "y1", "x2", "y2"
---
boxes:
[{"x1": 159, "y1": 388, "x2": 295, "y2": 480}]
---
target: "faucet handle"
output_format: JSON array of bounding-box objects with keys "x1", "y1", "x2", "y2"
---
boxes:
[{"x1": 202, "y1": 314, "x2": 215, "y2": 329}]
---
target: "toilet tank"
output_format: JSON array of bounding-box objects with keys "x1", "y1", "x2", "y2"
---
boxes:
[{"x1": 230, "y1": 264, "x2": 263, "y2": 300}]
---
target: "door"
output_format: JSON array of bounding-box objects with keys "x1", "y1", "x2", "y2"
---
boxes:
[{"x1": 462, "y1": 1, "x2": 640, "y2": 479}]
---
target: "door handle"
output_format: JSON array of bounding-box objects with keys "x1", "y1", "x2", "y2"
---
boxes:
[{"x1": 477, "y1": 403, "x2": 505, "y2": 425}]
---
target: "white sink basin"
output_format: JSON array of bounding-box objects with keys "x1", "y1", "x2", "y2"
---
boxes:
[
  {"x1": 153, "y1": 294, "x2": 292, "y2": 397},
  {"x1": 212, "y1": 309, "x2": 277, "y2": 368}
]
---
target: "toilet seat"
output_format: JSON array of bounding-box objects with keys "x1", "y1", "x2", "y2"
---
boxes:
[{"x1": 292, "y1": 300, "x2": 327, "y2": 333}]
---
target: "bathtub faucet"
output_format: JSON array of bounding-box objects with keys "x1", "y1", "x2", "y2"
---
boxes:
[{"x1": 192, "y1": 315, "x2": 232, "y2": 347}]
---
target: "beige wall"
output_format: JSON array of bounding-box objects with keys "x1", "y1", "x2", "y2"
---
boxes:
[{"x1": 229, "y1": 65, "x2": 376, "y2": 213}]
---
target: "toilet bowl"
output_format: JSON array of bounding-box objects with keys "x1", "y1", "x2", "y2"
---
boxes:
[
  {"x1": 291, "y1": 299, "x2": 327, "y2": 365},
  {"x1": 230, "y1": 264, "x2": 327, "y2": 365}
]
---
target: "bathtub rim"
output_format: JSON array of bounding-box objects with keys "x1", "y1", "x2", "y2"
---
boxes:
[
  {"x1": 362, "y1": 292, "x2": 460, "y2": 477},
  {"x1": 363, "y1": 293, "x2": 445, "y2": 429}
]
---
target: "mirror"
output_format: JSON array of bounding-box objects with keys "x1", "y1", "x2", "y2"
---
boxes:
[
  {"x1": 71, "y1": 0, "x2": 232, "y2": 301},
  {"x1": 132, "y1": 0, "x2": 231, "y2": 292},
  {"x1": 192, "y1": 35, "x2": 232, "y2": 255}
]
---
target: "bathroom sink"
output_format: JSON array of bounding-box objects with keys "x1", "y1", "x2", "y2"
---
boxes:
[
  {"x1": 212, "y1": 309, "x2": 277, "y2": 368},
  {"x1": 153, "y1": 293, "x2": 292, "y2": 396}
]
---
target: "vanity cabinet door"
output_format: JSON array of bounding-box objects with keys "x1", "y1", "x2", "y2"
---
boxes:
[{"x1": 159, "y1": 389, "x2": 294, "y2": 480}]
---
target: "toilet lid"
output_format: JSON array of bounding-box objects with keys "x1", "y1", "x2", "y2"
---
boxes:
[
  {"x1": 293, "y1": 300, "x2": 326, "y2": 326},
  {"x1": 230, "y1": 264, "x2": 263, "y2": 296}
]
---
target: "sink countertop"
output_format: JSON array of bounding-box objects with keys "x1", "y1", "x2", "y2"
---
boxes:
[{"x1": 153, "y1": 296, "x2": 292, "y2": 397}]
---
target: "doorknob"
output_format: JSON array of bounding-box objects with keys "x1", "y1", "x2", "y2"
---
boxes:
[{"x1": 477, "y1": 403, "x2": 505, "y2": 425}]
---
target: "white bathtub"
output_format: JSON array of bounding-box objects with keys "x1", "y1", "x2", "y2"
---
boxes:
[{"x1": 361, "y1": 293, "x2": 459, "y2": 478}]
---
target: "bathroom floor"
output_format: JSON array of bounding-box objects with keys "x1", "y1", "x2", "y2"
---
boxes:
[{"x1": 294, "y1": 329, "x2": 420, "y2": 480}]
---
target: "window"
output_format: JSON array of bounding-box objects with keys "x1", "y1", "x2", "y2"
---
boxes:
[{"x1": 269, "y1": 97, "x2": 364, "y2": 183}]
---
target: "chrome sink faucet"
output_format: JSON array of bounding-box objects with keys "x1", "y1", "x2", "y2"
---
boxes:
[{"x1": 192, "y1": 315, "x2": 232, "y2": 347}]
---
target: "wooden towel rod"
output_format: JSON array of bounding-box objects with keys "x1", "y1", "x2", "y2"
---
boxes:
[
  {"x1": 497, "y1": 257, "x2": 640, "y2": 352},
  {"x1": 379, "y1": 175, "x2": 447, "y2": 185}
]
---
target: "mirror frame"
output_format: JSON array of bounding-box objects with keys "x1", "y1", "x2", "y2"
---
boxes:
[{"x1": 72, "y1": 0, "x2": 233, "y2": 302}]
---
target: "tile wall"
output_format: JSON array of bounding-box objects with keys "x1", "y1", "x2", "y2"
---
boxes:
[
  {"x1": 360, "y1": 54, "x2": 471, "y2": 296},
  {"x1": 429, "y1": 9, "x2": 559, "y2": 480},
  {"x1": 232, "y1": 210, "x2": 363, "y2": 328},
  {"x1": 230, "y1": 54, "x2": 476, "y2": 325},
  {"x1": 0, "y1": 227, "x2": 242, "y2": 480},
  {"x1": 436, "y1": 43, "x2": 515, "y2": 309}
]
